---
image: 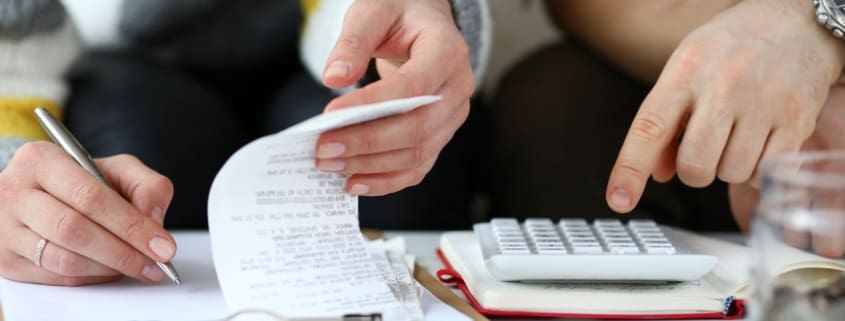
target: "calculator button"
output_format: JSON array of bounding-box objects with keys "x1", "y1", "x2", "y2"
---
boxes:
[
  {"x1": 525, "y1": 218, "x2": 554, "y2": 226},
  {"x1": 645, "y1": 245, "x2": 676, "y2": 254},
  {"x1": 571, "y1": 245, "x2": 604, "y2": 254},
  {"x1": 608, "y1": 246, "x2": 640, "y2": 254},
  {"x1": 594, "y1": 219, "x2": 623, "y2": 226},
  {"x1": 491, "y1": 218, "x2": 519, "y2": 225},
  {"x1": 558, "y1": 219, "x2": 588, "y2": 226},
  {"x1": 537, "y1": 248, "x2": 568, "y2": 255}
]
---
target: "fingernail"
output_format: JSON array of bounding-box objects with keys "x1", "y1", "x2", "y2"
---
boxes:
[
  {"x1": 142, "y1": 263, "x2": 165, "y2": 282},
  {"x1": 349, "y1": 184, "x2": 369, "y2": 195},
  {"x1": 317, "y1": 143, "x2": 346, "y2": 158},
  {"x1": 318, "y1": 159, "x2": 345, "y2": 172},
  {"x1": 149, "y1": 237, "x2": 176, "y2": 261},
  {"x1": 610, "y1": 188, "x2": 631, "y2": 209},
  {"x1": 151, "y1": 206, "x2": 165, "y2": 225},
  {"x1": 324, "y1": 60, "x2": 351, "y2": 79}
]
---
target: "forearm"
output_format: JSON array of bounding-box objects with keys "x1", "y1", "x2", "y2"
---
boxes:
[{"x1": 545, "y1": 0, "x2": 739, "y2": 83}]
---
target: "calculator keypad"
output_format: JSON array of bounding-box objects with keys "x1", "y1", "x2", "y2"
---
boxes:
[{"x1": 490, "y1": 218, "x2": 676, "y2": 255}]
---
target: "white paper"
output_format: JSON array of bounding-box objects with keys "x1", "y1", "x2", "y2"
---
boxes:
[
  {"x1": 0, "y1": 232, "x2": 470, "y2": 321},
  {"x1": 367, "y1": 240, "x2": 423, "y2": 321},
  {"x1": 207, "y1": 96, "x2": 440, "y2": 320},
  {"x1": 0, "y1": 232, "x2": 226, "y2": 321}
]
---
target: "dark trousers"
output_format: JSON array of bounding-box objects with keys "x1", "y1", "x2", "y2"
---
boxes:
[
  {"x1": 488, "y1": 41, "x2": 739, "y2": 231},
  {"x1": 64, "y1": 51, "x2": 481, "y2": 230}
]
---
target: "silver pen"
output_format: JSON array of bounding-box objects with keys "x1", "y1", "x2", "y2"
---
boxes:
[{"x1": 34, "y1": 107, "x2": 182, "y2": 285}]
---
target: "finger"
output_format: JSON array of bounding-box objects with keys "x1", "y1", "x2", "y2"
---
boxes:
[
  {"x1": 717, "y1": 120, "x2": 769, "y2": 184},
  {"x1": 652, "y1": 140, "x2": 679, "y2": 183},
  {"x1": 17, "y1": 189, "x2": 167, "y2": 283},
  {"x1": 32, "y1": 146, "x2": 177, "y2": 264},
  {"x1": 7, "y1": 225, "x2": 117, "y2": 277},
  {"x1": 317, "y1": 73, "x2": 471, "y2": 159},
  {"x1": 748, "y1": 129, "x2": 804, "y2": 188},
  {"x1": 607, "y1": 81, "x2": 693, "y2": 213},
  {"x1": 322, "y1": 0, "x2": 403, "y2": 89},
  {"x1": 811, "y1": 224, "x2": 845, "y2": 258},
  {"x1": 0, "y1": 254, "x2": 120, "y2": 286},
  {"x1": 317, "y1": 109, "x2": 461, "y2": 174},
  {"x1": 323, "y1": 24, "x2": 467, "y2": 111},
  {"x1": 675, "y1": 105, "x2": 734, "y2": 188},
  {"x1": 96, "y1": 155, "x2": 174, "y2": 225},
  {"x1": 728, "y1": 183, "x2": 758, "y2": 232},
  {"x1": 346, "y1": 157, "x2": 438, "y2": 196}
]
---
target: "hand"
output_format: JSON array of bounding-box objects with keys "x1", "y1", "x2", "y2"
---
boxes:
[
  {"x1": 729, "y1": 82, "x2": 845, "y2": 257},
  {"x1": 0, "y1": 142, "x2": 176, "y2": 286},
  {"x1": 314, "y1": 0, "x2": 475, "y2": 196},
  {"x1": 606, "y1": 0, "x2": 845, "y2": 213}
]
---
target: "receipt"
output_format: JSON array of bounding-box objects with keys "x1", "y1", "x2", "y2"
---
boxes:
[
  {"x1": 367, "y1": 240, "x2": 424, "y2": 321},
  {"x1": 207, "y1": 96, "x2": 440, "y2": 320}
]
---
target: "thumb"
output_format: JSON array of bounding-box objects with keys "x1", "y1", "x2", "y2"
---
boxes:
[{"x1": 322, "y1": 0, "x2": 401, "y2": 89}]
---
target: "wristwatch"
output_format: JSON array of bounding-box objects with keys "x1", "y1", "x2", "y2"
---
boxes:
[{"x1": 815, "y1": 0, "x2": 845, "y2": 38}]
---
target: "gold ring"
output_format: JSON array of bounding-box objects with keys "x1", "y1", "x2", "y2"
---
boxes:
[{"x1": 33, "y1": 238, "x2": 47, "y2": 268}]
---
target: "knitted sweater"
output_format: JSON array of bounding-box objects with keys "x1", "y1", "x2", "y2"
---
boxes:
[{"x1": 0, "y1": 0, "x2": 490, "y2": 170}]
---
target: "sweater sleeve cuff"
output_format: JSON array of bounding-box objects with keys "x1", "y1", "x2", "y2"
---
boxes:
[
  {"x1": 451, "y1": 0, "x2": 492, "y2": 87},
  {"x1": 0, "y1": 137, "x2": 27, "y2": 172}
]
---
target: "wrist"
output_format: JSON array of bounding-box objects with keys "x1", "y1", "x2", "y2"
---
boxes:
[{"x1": 809, "y1": 0, "x2": 845, "y2": 82}]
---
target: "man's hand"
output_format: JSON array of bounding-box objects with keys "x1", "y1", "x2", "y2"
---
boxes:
[
  {"x1": 0, "y1": 142, "x2": 176, "y2": 285},
  {"x1": 606, "y1": 0, "x2": 845, "y2": 213},
  {"x1": 729, "y1": 82, "x2": 845, "y2": 257},
  {"x1": 314, "y1": 0, "x2": 475, "y2": 196}
]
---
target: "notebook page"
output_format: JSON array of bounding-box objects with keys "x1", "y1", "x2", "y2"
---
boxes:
[{"x1": 207, "y1": 96, "x2": 440, "y2": 320}]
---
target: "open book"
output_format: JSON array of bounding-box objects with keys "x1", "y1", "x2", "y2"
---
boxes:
[{"x1": 436, "y1": 229, "x2": 845, "y2": 319}]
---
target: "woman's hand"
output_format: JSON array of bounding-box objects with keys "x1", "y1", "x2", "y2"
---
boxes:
[
  {"x1": 314, "y1": 0, "x2": 475, "y2": 196},
  {"x1": 0, "y1": 142, "x2": 176, "y2": 285}
]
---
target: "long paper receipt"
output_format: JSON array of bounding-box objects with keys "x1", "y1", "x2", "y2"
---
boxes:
[{"x1": 207, "y1": 96, "x2": 441, "y2": 320}]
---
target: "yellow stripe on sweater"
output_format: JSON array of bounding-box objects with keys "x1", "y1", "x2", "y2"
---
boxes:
[
  {"x1": 0, "y1": 97, "x2": 61, "y2": 141},
  {"x1": 302, "y1": 0, "x2": 321, "y2": 18}
]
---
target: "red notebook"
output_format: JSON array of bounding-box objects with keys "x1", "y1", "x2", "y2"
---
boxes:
[{"x1": 436, "y1": 231, "x2": 748, "y2": 319}]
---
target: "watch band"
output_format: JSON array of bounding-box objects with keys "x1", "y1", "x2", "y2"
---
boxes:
[{"x1": 815, "y1": 0, "x2": 845, "y2": 38}]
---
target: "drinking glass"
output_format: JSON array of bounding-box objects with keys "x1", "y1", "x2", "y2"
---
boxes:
[{"x1": 750, "y1": 150, "x2": 845, "y2": 321}]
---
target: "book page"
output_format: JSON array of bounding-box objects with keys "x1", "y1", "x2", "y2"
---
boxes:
[
  {"x1": 675, "y1": 229, "x2": 845, "y2": 297},
  {"x1": 207, "y1": 96, "x2": 440, "y2": 320}
]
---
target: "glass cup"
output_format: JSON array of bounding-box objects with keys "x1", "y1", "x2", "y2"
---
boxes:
[{"x1": 750, "y1": 150, "x2": 845, "y2": 321}]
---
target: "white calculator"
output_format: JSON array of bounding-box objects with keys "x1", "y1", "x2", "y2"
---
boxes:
[{"x1": 473, "y1": 218, "x2": 717, "y2": 282}]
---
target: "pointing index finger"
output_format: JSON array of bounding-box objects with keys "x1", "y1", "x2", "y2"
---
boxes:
[{"x1": 607, "y1": 80, "x2": 692, "y2": 213}]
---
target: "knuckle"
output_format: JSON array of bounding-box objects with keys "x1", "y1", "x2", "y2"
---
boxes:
[
  {"x1": 55, "y1": 213, "x2": 90, "y2": 246},
  {"x1": 717, "y1": 168, "x2": 751, "y2": 184},
  {"x1": 120, "y1": 216, "x2": 146, "y2": 241},
  {"x1": 336, "y1": 33, "x2": 365, "y2": 52},
  {"x1": 55, "y1": 252, "x2": 86, "y2": 276},
  {"x1": 629, "y1": 112, "x2": 668, "y2": 143},
  {"x1": 151, "y1": 175, "x2": 175, "y2": 198},
  {"x1": 13, "y1": 141, "x2": 52, "y2": 168},
  {"x1": 676, "y1": 160, "x2": 713, "y2": 185},
  {"x1": 73, "y1": 183, "x2": 107, "y2": 214},
  {"x1": 617, "y1": 163, "x2": 649, "y2": 181},
  {"x1": 112, "y1": 250, "x2": 138, "y2": 273},
  {"x1": 412, "y1": 118, "x2": 437, "y2": 145},
  {"x1": 407, "y1": 147, "x2": 427, "y2": 169},
  {"x1": 359, "y1": 130, "x2": 381, "y2": 154},
  {"x1": 110, "y1": 153, "x2": 140, "y2": 164}
]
